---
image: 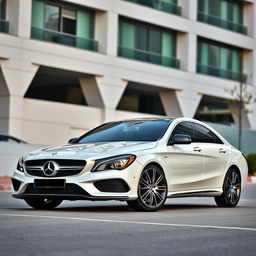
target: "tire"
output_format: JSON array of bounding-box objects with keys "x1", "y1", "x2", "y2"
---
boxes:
[
  {"x1": 214, "y1": 168, "x2": 241, "y2": 207},
  {"x1": 127, "y1": 164, "x2": 167, "y2": 212},
  {"x1": 25, "y1": 198, "x2": 63, "y2": 209}
]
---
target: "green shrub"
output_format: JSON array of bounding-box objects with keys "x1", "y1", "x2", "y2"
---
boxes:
[{"x1": 246, "y1": 154, "x2": 256, "y2": 175}]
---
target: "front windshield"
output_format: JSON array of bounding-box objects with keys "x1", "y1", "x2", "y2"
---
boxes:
[{"x1": 77, "y1": 119, "x2": 173, "y2": 143}]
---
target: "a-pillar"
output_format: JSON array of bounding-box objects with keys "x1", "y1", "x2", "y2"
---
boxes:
[
  {"x1": 79, "y1": 76, "x2": 128, "y2": 123},
  {"x1": 0, "y1": 61, "x2": 38, "y2": 138}
]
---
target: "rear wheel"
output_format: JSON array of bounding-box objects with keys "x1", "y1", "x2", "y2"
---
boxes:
[
  {"x1": 127, "y1": 165, "x2": 167, "y2": 211},
  {"x1": 25, "y1": 198, "x2": 63, "y2": 209},
  {"x1": 214, "y1": 168, "x2": 241, "y2": 207}
]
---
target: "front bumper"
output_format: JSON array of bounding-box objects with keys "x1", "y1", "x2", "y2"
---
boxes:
[{"x1": 12, "y1": 160, "x2": 143, "y2": 201}]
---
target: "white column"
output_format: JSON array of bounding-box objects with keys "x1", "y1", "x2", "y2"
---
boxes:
[
  {"x1": 243, "y1": 2, "x2": 255, "y2": 38},
  {"x1": 177, "y1": 33, "x2": 197, "y2": 72},
  {"x1": 80, "y1": 76, "x2": 128, "y2": 123},
  {"x1": 178, "y1": 0, "x2": 197, "y2": 20},
  {"x1": 95, "y1": 11, "x2": 118, "y2": 56},
  {"x1": 175, "y1": 90, "x2": 202, "y2": 118},
  {"x1": 0, "y1": 61, "x2": 38, "y2": 137},
  {"x1": 6, "y1": 0, "x2": 32, "y2": 38},
  {"x1": 79, "y1": 76, "x2": 104, "y2": 108},
  {"x1": 159, "y1": 90, "x2": 182, "y2": 117}
]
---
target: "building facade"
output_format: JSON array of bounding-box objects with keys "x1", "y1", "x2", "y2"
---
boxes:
[{"x1": 0, "y1": 0, "x2": 255, "y2": 146}]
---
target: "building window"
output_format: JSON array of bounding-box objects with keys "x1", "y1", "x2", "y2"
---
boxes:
[
  {"x1": 124, "y1": 0, "x2": 181, "y2": 16},
  {"x1": 0, "y1": 0, "x2": 8, "y2": 33},
  {"x1": 197, "y1": 38, "x2": 246, "y2": 81},
  {"x1": 194, "y1": 95, "x2": 234, "y2": 124},
  {"x1": 117, "y1": 87, "x2": 166, "y2": 116},
  {"x1": 44, "y1": 3, "x2": 60, "y2": 31},
  {"x1": 31, "y1": 0, "x2": 98, "y2": 51},
  {"x1": 25, "y1": 67, "x2": 87, "y2": 106},
  {"x1": 198, "y1": 0, "x2": 247, "y2": 34},
  {"x1": 118, "y1": 18, "x2": 180, "y2": 69}
]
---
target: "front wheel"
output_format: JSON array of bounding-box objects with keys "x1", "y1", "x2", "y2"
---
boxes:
[
  {"x1": 214, "y1": 168, "x2": 241, "y2": 207},
  {"x1": 25, "y1": 198, "x2": 63, "y2": 209},
  {"x1": 127, "y1": 165, "x2": 167, "y2": 211}
]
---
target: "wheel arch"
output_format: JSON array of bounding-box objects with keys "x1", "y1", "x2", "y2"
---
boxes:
[
  {"x1": 228, "y1": 165, "x2": 241, "y2": 180},
  {"x1": 143, "y1": 161, "x2": 167, "y2": 180}
]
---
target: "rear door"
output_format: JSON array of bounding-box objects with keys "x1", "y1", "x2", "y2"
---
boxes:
[
  {"x1": 166, "y1": 121, "x2": 205, "y2": 192},
  {"x1": 192, "y1": 123, "x2": 231, "y2": 189}
]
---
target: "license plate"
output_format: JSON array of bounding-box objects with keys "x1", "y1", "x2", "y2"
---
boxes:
[{"x1": 34, "y1": 179, "x2": 66, "y2": 188}]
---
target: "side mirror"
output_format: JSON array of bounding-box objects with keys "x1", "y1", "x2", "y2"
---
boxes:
[
  {"x1": 68, "y1": 137, "x2": 78, "y2": 144},
  {"x1": 168, "y1": 134, "x2": 192, "y2": 145}
]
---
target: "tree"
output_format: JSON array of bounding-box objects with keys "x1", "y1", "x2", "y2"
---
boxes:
[{"x1": 226, "y1": 75, "x2": 255, "y2": 150}]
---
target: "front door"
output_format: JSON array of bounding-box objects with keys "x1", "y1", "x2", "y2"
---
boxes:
[{"x1": 165, "y1": 122, "x2": 205, "y2": 192}]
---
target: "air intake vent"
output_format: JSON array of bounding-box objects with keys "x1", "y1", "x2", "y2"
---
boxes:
[{"x1": 94, "y1": 179, "x2": 130, "y2": 193}]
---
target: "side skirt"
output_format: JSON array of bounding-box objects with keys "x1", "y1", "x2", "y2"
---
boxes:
[{"x1": 168, "y1": 190, "x2": 222, "y2": 198}]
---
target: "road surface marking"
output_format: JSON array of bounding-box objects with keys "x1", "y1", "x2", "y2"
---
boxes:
[{"x1": 0, "y1": 213, "x2": 256, "y2": 232}]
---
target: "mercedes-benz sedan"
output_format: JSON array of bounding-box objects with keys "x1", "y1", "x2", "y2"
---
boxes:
[{"x1": 12, "y1": 118, "x2": 248, "y2": 211}]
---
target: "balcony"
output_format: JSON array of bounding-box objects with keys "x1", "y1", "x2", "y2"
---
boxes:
[
  {"x1": 0, "y1": 19, "x2": 9, "y2": 33},
  {"x1": 118, "y1": 46, "x2": 180, "y2": 69},
  {"x1": 31, "y1": 27, "x2": 98, "y2": 52},
  {"x1": 198, "y1": 12, "x2": 247, "y2": 35},
  {"x1": 125, "y1": 0, "x2": 181, "y2": 16},
  {"x1": 197, "y1": 64, "x2": 247, "y2": 82}
]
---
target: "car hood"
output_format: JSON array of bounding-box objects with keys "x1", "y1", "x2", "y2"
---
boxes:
[{"x1": 26, "y1": 141, "x2": 158, "y2": 160}]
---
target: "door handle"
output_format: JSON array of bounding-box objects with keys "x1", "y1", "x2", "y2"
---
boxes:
[
  {"x1": 219, "y1": 148, "x2": 226, "y2": 153},
  {"x1": 194, "y1": 147, "x2": 202, "y2": 152}
]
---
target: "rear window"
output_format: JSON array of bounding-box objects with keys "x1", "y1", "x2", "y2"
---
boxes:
[{"x1": 193, "y1": 123, "x2": 223, "y2": 144}]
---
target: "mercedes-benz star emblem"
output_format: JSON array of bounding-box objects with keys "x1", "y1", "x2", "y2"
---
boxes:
[{"x1": 43, "y1": 161, "x2": 59, "y2": 177}]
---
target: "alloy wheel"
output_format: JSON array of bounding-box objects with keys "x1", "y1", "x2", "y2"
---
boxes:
[
  {"x1": 138, "y1": 167, "x2": 167, "y2": 208},
  {"x1": 226, "y1": 170, "x2": 241, "y2": 205}
]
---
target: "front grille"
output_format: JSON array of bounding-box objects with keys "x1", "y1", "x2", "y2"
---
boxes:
[
  {"x1": 94, "y1": 179, "x2": 130, "y2": 193},
  {"x1": 25, "y1": 159, "x2": 86, "y2": 177},
  {"x1": 24, "y1": 183, "x2": 90, "y2": 196}
]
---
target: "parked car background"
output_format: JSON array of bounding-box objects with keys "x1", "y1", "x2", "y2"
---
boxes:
[{"x1": 0, "y1": 135, "x2": 46, "y2": 177}]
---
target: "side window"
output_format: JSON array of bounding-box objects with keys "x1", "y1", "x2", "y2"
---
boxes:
[
  {"x1": 170, "y1": 122, "x2": 196, "y2": 142},
  {"x1": 193, "y1": 123, "x2": 223, "y2": 144}
]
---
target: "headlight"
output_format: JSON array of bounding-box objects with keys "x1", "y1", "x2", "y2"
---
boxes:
[
  {"x1": 17, "y1": 156, "x2": 25, "y2": 172},
  {"x1": 92, "y1": 155, "x2": 136, "y2": 172}
]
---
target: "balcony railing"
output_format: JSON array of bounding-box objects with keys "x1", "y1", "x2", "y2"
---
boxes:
[
  {"x1": 197, "y1": 64, "x2": 247, "y2": 82},
  {"x1": 198, "y1": 12, "x2": 247, "y2": 35},
  {"x1": 31, "y1": 27, "x2": 98, "y2": 52},
  {"x1": 118, "y1": 46, "x2": 180, "y2": 69},
  {"x1": 0, "y1": 19, "x2": 9, "y2": 33},
  {"x1": 125, "y1": 0, "x2": 181, "y2": 16}
]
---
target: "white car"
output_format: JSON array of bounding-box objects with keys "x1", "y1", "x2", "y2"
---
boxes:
[{"x1": 12, "y1": 118, "x2": 248, "y2": 211}]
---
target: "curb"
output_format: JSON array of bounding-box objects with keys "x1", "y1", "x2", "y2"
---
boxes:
[
  {"x1": 0, "y1": 177, "x2": 12, "y2": 192},
  {"x1": 247, "y1": 176, "x2": 256, "y2": 184}
]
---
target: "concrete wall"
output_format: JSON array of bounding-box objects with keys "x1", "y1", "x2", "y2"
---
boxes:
[{"x1": 0, "y1": 0, "x2": 255, "y2": 146}]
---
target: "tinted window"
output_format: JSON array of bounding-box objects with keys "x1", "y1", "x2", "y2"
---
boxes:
[
  {"x1": 45, "y1": 4, "x2": 60, "y2": 31},
  {"x1": 193, "y1": 123, "x2": 223, "y2": 144},
  {"x1": 170, "y1": 122, "x2": 196, "y2": 142},
  {"x1": 77, "y1": 120, "x2": 173, "y2": 143}
]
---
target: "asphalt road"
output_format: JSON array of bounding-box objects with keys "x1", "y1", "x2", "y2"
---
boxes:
[{"x1": 0, "y1": 185, "x2": 256, "y2": 256}]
